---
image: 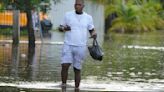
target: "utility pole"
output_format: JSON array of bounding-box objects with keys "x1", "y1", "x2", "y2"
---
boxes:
[{"x1": 12, "y1": 10, "x2": 20, "y2": 45}]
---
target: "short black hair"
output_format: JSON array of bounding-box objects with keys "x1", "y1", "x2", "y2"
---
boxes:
[{"x1": 75, "y1": 0, "x2": 84, "y2": 4}]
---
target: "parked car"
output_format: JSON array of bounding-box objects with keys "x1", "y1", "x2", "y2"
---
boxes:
[{"x1": 40, "y1": 19, "x2": 52, "y2": 33}]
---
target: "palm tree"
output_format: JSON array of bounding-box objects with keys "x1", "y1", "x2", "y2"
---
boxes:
[{"x1": 105, "y1": 0, "x2": 164, "y2": 33}]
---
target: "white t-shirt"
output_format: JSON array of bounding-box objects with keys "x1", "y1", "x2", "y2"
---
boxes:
[{"x1": 61, "y1": 11, "x2": 94, "y2": 46}]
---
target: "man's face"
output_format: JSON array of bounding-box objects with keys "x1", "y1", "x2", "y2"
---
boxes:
[{"x1": 74, "y1": 0, "x2": 84, "y2": 12}]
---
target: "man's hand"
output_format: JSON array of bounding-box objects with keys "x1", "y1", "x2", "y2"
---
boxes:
[
  {"x1": 58, "y1": 25, "x2": 65, "y2": 32},
  {"x1": 91, "y1": 31, "x2": 97, "y2": 39},
  {"x1": 58, "y1": 25, "x2": 71, "y2": 32},
  {"x1": 64, "y1": 25, "x2": 71, "y2": 30}
]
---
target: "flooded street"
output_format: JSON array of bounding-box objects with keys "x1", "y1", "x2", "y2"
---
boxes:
[{"x1": 0, "y1": 31, "x2": 164, "y2": 91}]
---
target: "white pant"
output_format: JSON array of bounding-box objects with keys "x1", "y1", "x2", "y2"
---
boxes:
[{"x1": 61, "y1": 44, "x2": 87, "y2": 70}]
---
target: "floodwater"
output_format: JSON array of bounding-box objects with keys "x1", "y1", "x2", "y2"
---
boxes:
[
  {"x1": 0, "y1": 31, "x2": 164, "y2": 92},
  {"x1": 0, "y1": 0, "x2": 164, "y2": 91}
]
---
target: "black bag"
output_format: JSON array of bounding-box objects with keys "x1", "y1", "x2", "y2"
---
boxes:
[{"x1": 88, "y1": 39, "x2": 103, "y2": 61}]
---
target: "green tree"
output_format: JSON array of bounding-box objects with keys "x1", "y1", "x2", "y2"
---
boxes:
[
  {"x1": 104, "y1": 0, "x2": 164, "y2": 33},
  {"x1": 0, "y1": 0, "x2": 60, "y2": 47},
  {"x1": 92, "y1": 0, "x2": 164, "y2": 33}
]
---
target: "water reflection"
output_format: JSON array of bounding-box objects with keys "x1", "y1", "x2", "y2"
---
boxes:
[
  {"x1": 10, "y1": 43, "x2": 39, "y2": 81},
  {"x1": 11, "y1": 44, "x2": 19, "y2": 79},
  {"x1": 42, "y1": 32, "x2": 52, "y2": 38},
  {"x1": 0, "y1": 31, "x2": 164, "y2": 91},
  {"x1": 61, "y1": 86, "x2": 80, "y2": 92},
  {"x1": 83, "y1": 31, "x2": 164, "y2": 82},
  {"x1": 6, "y1": 43, "x2": 62, "y2": 82},
  {"x1": 0, "y1": 86, "x2": 80, "y2": 92},
  {"x1": 26, "y1": 45, "x2": 37, "y2": 81},
  {"x1": 0, "y1": 87, "x2": 19, "y2": 92}
]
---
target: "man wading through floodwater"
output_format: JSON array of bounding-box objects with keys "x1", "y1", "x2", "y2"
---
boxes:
[{"x1": 59, "y1": 0, "x2": 97, "y2": 91}]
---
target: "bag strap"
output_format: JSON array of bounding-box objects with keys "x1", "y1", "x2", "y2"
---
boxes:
[{"x1": 93, "y1": 39, "x2": 99, "y2": 46}]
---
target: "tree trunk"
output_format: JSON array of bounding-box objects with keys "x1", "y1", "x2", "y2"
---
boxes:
[
  {"x1": 24, "y1": 0, "x2": 35, "y2": 47},
  {"x1": 161, "y1": 0, "x2": 164, "y2": 9},
  {"x1": 105, "y1": 13, "x2": 117, "y2": 33}
]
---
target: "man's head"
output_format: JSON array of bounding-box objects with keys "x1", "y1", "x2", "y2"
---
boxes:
[{"x1": 74, "y1": 0, "x2": 84, "y2": 13}]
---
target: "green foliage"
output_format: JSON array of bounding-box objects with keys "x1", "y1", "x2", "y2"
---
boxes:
[
  {"x1": 0, "y1": 28, "x2": 12, "y2": 35},
  {"x1": 105, "y1": 0, "x2": 164, "y2": 32},
  {"x1": 0, "y1": 0, "x2": 59, "y2": 12},
  {"x1": 0, "y1": 28, "x2": 28, "y2": 35}
]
